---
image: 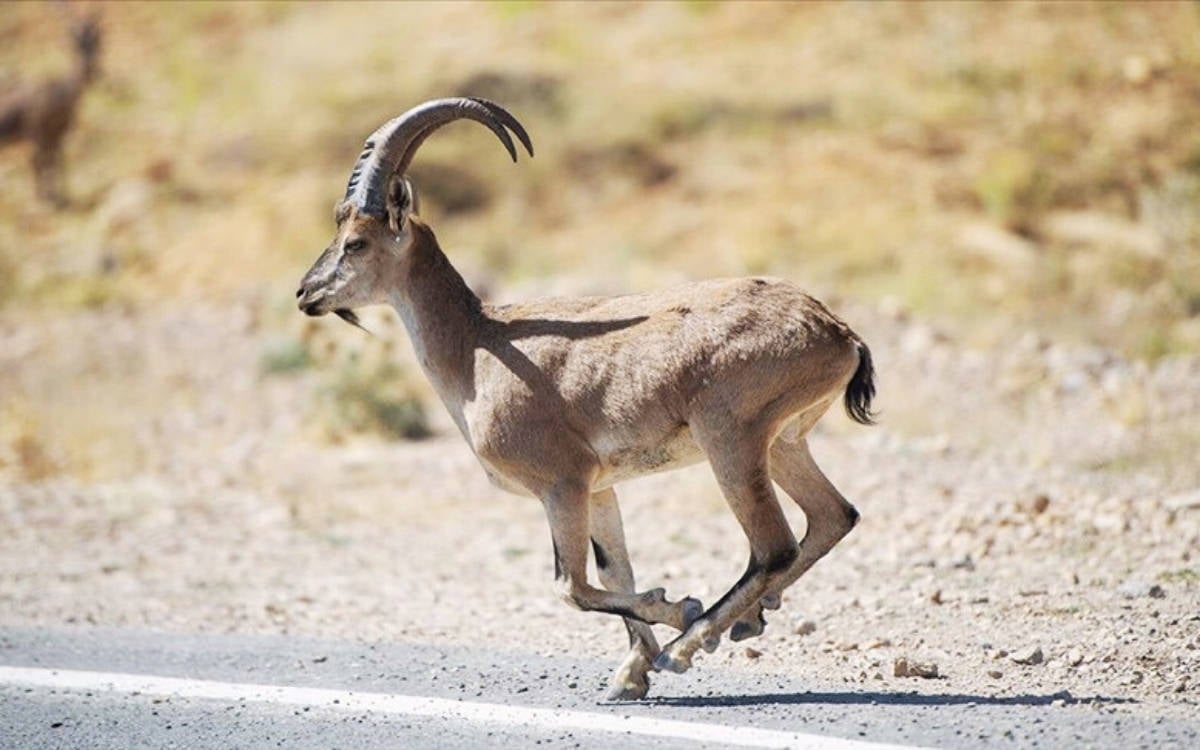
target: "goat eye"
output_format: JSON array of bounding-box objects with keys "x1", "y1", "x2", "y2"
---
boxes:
[{"x1": 343, "y1": 239, "x2": 366, "y2": 254}]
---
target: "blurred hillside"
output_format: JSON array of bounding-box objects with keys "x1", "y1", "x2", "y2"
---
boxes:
[
  {"x1": 1, "y1": 2, "x2": 1198, "y2": 349},
  {"x1": 2, "y1": 1, "x2": 1200, "y2": 482}
]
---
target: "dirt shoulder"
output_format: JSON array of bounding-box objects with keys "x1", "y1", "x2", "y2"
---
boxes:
[{"x1": 1, "y1": 301, "x2": 1197, "y2": 720}]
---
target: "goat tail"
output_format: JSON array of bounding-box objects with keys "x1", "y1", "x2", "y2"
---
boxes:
[{"x1": 843, "y1": 340, "x2": 877, "y2": 426}]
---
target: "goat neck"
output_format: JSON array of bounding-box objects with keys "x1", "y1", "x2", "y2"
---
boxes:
[{"x1": 388, "y1": 217, "x2": 482, "y2": 410}]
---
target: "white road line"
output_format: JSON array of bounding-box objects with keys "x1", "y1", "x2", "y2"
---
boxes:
[{"x1": 0, "y1": 665, "x2": 921, "y2": 749}]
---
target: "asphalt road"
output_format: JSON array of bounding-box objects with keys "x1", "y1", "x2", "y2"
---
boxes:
[{"x1": 0, "y1": 626, "x2": 1196, "y2": 749}]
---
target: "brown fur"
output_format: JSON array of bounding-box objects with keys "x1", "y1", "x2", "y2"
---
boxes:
[
  {"x1": 298, "y1": 140, "x2": 875, "y2": 701},
  {"x1": 0, "y1": 17, "x2": 100, "y2": 205}
]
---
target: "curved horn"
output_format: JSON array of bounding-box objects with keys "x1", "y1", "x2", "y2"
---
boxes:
[{"x1": 343, "y1": 97, "x2": 534, "y2": 219}]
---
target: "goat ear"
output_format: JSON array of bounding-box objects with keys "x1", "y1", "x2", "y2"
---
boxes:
[{"x1": 386, "y1": 175, "x2": 419, "y2": 235}]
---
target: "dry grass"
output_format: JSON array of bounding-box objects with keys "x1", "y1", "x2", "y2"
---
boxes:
[
  {"x1": 3, "y1": 2, "x2": 1200, "y2": 480},
  {"x1": 2, "y1": 3, "x2": 1199, "y2": 349}
]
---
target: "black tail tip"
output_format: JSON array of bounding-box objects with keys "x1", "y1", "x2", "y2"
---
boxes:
[{"x1": 844, "y1": 342, "x2": 877, "y2": 426}]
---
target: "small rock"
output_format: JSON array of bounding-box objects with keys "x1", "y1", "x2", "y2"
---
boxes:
[
  {"x1": 951, "y1": 555, "x2": 976, "y2": 571},
  {"x1": 930, "y1": 589, "x2": 943, "y2": 605},
  {"x1": 894, "y1": 657, "x2": 939, "y2": 679},
  {"x1": 1118, "y1": 580, "x2": 1165, "y2": 599},
  {"x1": 1067, "y1": 649, "x2": 1085, "y2": 667},
  {"x1": 835, "y1": 641, "x2": 859, "y2": 652},
  {"x1": 987, "y1": 669, "x2": 1004, "y2": 679},
  {"x1": 794, "y1": 619, "x2": 817, "y2": 636},
  {"x1": 1010, "y1": 646, "x2": 1044, "y2": 666},
  {"x1": 1164, "y1": 489, "x2": 1200, "y2": 513},
  {"x1": 744, "y1": 647, "x2": 762, "y2": 660},
  {"x1": 866, "y1": 638, "x2": 892, "y2": 650},
  {"x1": 1030, "y1": 494, "x2": 1051, "y2": 515}
]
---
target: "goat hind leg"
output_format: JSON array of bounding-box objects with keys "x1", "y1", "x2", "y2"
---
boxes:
[
  {"x1": 590, "y1": 488, "x2": 662, "y2": 701},
  {"x1": 730, "y1": 436, "x2": 860, "y2": 642},
  {"x1": 655, "y1": 427, "x2": 798, "y2": 674}
]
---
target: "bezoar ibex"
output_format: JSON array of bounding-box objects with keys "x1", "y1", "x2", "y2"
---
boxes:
[
  {"x1": 0, "y1": 14, "x2": 101, "y2": 205},
  {"x1": 297, "y1": 98, "x2": 876, "y2": 700}
]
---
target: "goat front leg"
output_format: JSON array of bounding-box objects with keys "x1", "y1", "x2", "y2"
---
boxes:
[
  {"x1": 589, "y1": 488, "x2": 663, "y2": 701},
  {"x1": 32, "y1": 140, "x2": 66, "y2": 207},
  {"x1": 729, "y1": 436, "x2": 860, "y2": 642},
  {"x1": 654, "y1": 427, "x2": 798, "y2": 674},
  {"x1": 542, "y1": 481, "x2": 703, "y2": 634}
]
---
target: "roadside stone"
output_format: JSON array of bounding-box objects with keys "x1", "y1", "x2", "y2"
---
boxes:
[
  {"x1": 744, "y1": 647, "x2": 762, "y2": 660},
  {"x1": 865, "y1": 638, "x2": 892, "y2": 650},
  {"x1": 1067, "y1": 649, "x2": 1085, "y2": 667},
  {"x1": 987, "y1": 669, "x2": 1004, "y2": 679},
  {"x1": 1010, "y1": 646, "x2": 1044, "y2": 665},
  {"x1": 793, "y1": 619, "x2": 817, "y2": 636},
  {"x1": 1118, "y1": 580, "x2": 1166, "y2": 599},
  {"x1": 1164, "y1": 489, "x2": 1200, "y2": 513},
  {"x1": 894, "y1": 657, "x2": 939, "y2": 679}
]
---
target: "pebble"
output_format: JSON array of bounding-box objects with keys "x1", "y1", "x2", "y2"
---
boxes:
[
  {"x1": 1010, "y1": 646, "x2": 1044, "y2": 665},
  {"x1": 893, "y1": 657, "x2": 939, "y2": 679},
  {"x1": 744, "y1": 647, "x2": 762, "y2": 659},
  {"x1": 1118, "y1": 580, "x2": 1166, "y2": 599},
  {"x1": 987, "y1": 669, "x2": 1004, "y2": 679},
  {"x1": 794, "y1": 619, "x2": 817, "y2": 636}
]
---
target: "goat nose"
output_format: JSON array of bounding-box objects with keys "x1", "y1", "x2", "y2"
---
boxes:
[{"x1": 295, "y1": 286, "x2": 305, "y2": 299}]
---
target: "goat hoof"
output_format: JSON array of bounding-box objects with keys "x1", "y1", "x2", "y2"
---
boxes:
[
  {"x1": 643, "y1": 587, "x2": 667, "y2": 604},
  {"x1": 605, "y1": 679, "x2": 650, "y2": 701},
  {"x1": 701, "y1": 634, "x2": 721, "y2": 653},
  {"x1": 731, "y1": 609, "x2": 767, "y2": 642},
  {"x1": 761, "y1": 593, "x2": 781, "y2": 610},
  {"x1": 653, "y1": 650, "x2": 691, "y2": 674},
  {"x1": 730, "y1": 618, "x2": 764, "y2": 642},
  {"x1": 680, "y1": 597, "x2": 704, "y2": 630}
]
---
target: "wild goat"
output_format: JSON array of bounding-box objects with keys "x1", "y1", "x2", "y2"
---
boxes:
[
  {"x1": 297, "y1": 98, "x2": 876, "y2": 700},
  {"x1": 0, "y1": 15, "x2": 101, "y2": 205}
]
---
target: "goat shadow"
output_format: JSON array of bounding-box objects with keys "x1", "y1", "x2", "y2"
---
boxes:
[
  {"x1": 637, "y1": 689, "x2": 1135, "y2": 709},
  {"x1": 488, "y1": 315, "x2": 649, "y2": 341}
]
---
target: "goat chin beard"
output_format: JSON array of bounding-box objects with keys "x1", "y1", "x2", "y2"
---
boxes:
[{"x1": 334, "y1": 308, "x2": 371, "y2": 334}]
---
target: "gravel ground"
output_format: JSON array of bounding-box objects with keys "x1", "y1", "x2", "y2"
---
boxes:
[{"x1": 1, "y1": 295, "x2": 1197, "y2": 721}]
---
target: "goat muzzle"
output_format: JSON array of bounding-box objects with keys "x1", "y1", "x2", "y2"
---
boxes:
[{"x1": 296, "y1": 286, "x2": 327, "y2": 316}]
